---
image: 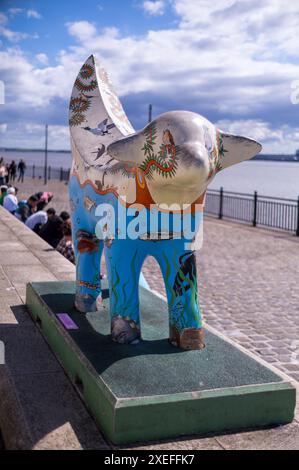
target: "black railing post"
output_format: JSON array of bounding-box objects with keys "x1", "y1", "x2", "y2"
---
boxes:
[
  {"x1": 32, "y1": 164, "x2": 35, "y2": 179},
  {"x1": 48, "y1": 165, "x2": 51, "y2": 180},
  {"x1": 219, "y1": 187, "x2": 223, "y2": 219},
  {"x1": 296, "y1": 196, "x2": 299, "y2": 236},
  {"x1": 253, "y1": 191, "x2": 258, "y2": 227}
]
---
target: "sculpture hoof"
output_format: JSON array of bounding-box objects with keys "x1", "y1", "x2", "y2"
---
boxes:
[
  {"x1": 169, "y1": 327, "x2": 205, "y2": 350},
  {"x1": 74, "y1": 293, "x2": 102, "y2": 313},
  {"x1": 111, "y1": 316, "x2": 141, "y2": 344}
]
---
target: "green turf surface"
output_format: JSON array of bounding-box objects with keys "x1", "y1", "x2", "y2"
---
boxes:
[{"x1": 30, "y1": 281, "x2": 281, "y2": 398}]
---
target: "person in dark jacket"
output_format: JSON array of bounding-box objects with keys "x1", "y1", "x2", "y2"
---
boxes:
[
  {"x1": 9, "y1": 161, "x2": 17, "y2": 182},
  {"x1": 39, "y1": 208, "x2": 64, "y2": 248},
  {"x1": 17, "y1": 159, "x2": 26, "y2": 182}
]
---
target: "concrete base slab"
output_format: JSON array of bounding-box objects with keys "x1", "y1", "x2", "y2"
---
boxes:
[{"x1": 26, "y1": 281, "x2": 296, "y2": 445}]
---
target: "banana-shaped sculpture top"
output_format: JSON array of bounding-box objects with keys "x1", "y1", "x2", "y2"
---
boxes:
[{"x1": 69, "y1": 54, "x2": 262, "y2": 350}]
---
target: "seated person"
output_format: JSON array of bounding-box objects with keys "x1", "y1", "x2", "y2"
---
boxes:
[
  {"x1": 0, "y1": 185, "x2": 8, "y2": 206},
  {"x1": 56, "y1": 220, "x2": 75, "y2": 264},
  {"x1": 39, "y1": 209, "x2": 64, "y2": 248},
  {"x1": 15, "y1": 195, "x2": 39, "y2": 222},
  {"x1": 31, "y1": 191, "x2": 54, "y2": 211},
  {"x1": 25, "y1": 208, "x2": 50, "y2": 233},
  {"x1": 59, "y1": 211, "x2": 70, "y2": 222},
  {"x1": 3, "y1": 187, "x2": 18, "y2": 213}
]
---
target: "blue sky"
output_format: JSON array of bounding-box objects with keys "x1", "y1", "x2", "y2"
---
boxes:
[{"x1": 0, "y1": 0, "x2": 299, "y2": 152}]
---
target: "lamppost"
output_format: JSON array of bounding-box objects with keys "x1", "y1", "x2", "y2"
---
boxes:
[{"x1": 44, "y1": 124, "x2": 48, "y2": 185}]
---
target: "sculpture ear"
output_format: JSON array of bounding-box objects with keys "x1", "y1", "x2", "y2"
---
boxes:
[
  {"x1": 219, "y1": 132, "x2": 262, "y2": 170},
  {"x1": 69, "y1": 54, "x2": 134, "y2": 167}
]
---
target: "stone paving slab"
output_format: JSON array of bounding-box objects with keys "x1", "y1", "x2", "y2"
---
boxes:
[
  {"x1": 0, "y1": 325, "x2": 62, "y2": 376},
  {"x1": 0, "y1": 206, "x2": 106, "y2": 450},
  {"x1": 215, "y1": 421, "x2": 299, "y2": 450},
  {"x1": 2, "y1": 265, "x2": 57, "y2": 285},
  {"x1": 118, "y1": 435, "x2": 224, "y2": 451},
  {"x1": 0, "y1": 295, "x2": 33, "y2": 326},
  {"x1": 0, "y1": 241, "x2": 29, "y2": 252},
  {"x1": 0, "y1": 205, "x2": 298, "y2": 450},
  {"x1": 0, "y1": 251, "x2": 44, "y2": 266},
  {"x1": 13, "y1": 371, "x2": 109, "y2": 450}
]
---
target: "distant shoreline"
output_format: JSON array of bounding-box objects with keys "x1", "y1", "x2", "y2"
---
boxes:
[
  {"x1": 0, "y1": 148, "x2": 71, "y2": 153},
  {"x1": 253, "y1": 155, "x2": 299, "y2": 162},
  {"x1": 1, "y1": 148, "x2": 299, "y2": 162}
]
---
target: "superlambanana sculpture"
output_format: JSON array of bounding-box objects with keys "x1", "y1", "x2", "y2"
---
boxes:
[{"x1": 69, "y1": 55, "x2": 262, "y2": 349}]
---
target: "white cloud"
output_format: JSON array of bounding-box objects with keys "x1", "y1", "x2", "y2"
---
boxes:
[
  {"x1": 0, "y1": 11, "x2": 39, "y2": 42},
  {"x1": 67, "y1": 20, "x2": 97, "y2": 41},
  {"x1": 216, "y1": 119, "x2": 299, "y2": 154},
  {"x1": 8, "y1": 8, "x2": 24, "y2": 17},
  {"x1": 1, "y1": 1, "x2": 299, "y2": 153},
  {"x1": 27, "y1": 9, "x2": 42, "y2": 19},
  {"x1": 0, "y1": 13, "x2": 8, "y2": 25},
  {"x1": 0, "y1": 123, "x2": 70, "y2": 150},
  {"x1": 173, "y1": 0, "x2": 236, "y2": 25},
  {"x1": 143, "y1": 0, "x2": 166, "y2": 16},
  {"x1": 36, "y1": 53, "x2": 49, "y2": 65},
  {"x1": 0, "y1": 47, "x2": 70, "y2": 107},
  {"x1": 0, "y1": 27, "x2": 31, "y2": 42}
]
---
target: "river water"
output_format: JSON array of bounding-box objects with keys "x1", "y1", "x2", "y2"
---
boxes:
[
  {"x1": 209, "y1": 160, "x2": 299, "y2": 200},
  {"x1": 1, "y1": 150, "x2": 299, "y2": 200}
]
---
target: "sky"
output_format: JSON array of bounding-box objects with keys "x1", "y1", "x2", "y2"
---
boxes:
[{"x1": 0, "y1": 0, "x2": 299, "y2": 153}]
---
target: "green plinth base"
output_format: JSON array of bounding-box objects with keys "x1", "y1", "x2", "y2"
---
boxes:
[{"x1": 26, "y1": 281, "x2": 296, "y2": 444}]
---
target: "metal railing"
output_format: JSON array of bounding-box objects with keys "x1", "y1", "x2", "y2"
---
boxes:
[
  {"x1": 205, "y1": 188, "x2": 299, "y2": 235},
  {"x1": 21, "y1": 165, "x2": 70, "y2": 182}
]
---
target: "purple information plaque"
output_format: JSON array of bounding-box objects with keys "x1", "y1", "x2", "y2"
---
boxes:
[{"x1": 56, "y1": 313, "x2": 79, "y2": 330}]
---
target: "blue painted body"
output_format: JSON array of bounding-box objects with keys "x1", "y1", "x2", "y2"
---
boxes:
[{"x1": 69, "y1": 175, "x2": 204, "y2": 348}]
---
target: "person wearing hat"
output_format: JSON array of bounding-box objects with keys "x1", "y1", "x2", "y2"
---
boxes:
[
  {"x1": 0, "y1": 185, "x2": 8, "y2": 206},
  {"x1": 3, "y1": 187, "x2": 18, "y2": 213}
]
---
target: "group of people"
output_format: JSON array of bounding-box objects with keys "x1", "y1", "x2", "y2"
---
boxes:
[
  {"x1": 0, "y1": 183, "x2": 75, "y2": 264},
  {"x1": 0, "y1": 157, "x2": 27, "y2": 184}
]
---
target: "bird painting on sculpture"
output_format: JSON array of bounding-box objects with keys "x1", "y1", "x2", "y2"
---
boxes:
[{"x1": 82, "y1": 118, "x2": 116, "y2": 136}]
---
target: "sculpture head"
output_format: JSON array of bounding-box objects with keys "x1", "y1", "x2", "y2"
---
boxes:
[{"x1": 107, "y1": 110, "x2": 262, "y2": 205}]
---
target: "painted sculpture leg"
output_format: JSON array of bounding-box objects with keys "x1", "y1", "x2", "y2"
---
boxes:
[
  {"x1": 156, "y1": 245, "x2": 205, "y2": 350},
  {"x1": 104, "y1": 241, "x2": 144, "y2": 344},
  {"x1": 72, "y1": 225, "x2": 103, "y2": 313}
]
